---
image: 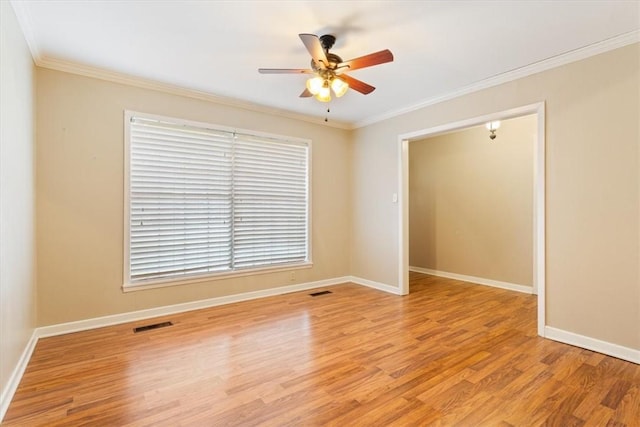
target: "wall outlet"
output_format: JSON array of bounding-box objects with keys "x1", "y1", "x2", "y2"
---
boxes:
[{"x1": 289, "y1": 271, "x2": 296, "y2": 281}]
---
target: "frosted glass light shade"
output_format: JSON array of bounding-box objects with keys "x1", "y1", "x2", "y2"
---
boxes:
[
  {"x1": 485, "y1": 121, "x2": 501, "y2": 131},
  {"x1": 316, "y1": 84, "x2": 331, "y2": 102},
  {"x1": 306, "y1": 76, "x2": 324, "y2": 95},
  {"x1": 331, "y1": 77, "x2": 349, "y2": 97}
]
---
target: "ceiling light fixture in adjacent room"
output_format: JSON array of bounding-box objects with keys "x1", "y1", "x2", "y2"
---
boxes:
[{"x1": 486, "y1": 121, "x2": 501, "y2": 140}]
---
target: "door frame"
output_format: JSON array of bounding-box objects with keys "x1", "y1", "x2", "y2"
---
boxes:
[{"x1": 397, "y1": 102, "x2": 546, "y2": 337}]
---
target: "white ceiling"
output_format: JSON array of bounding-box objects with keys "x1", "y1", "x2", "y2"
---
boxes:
[{"x1": 10, "y1": 1, "x2": 640, "y2": 127}]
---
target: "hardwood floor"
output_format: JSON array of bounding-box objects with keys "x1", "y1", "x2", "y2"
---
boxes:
[{"x1": 4, "y1": 273, "x2": 640, "y2": 426}]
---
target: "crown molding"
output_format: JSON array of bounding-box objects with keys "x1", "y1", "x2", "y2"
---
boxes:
[
  {"x1": 9, "y1": 1, "x2": 350, "y2": 130},
  {"x1": 35, "y1": 56, "x2": 352, "y2": 130},
  {"x1": 354, "y1": 30, "x2": 640, "y2": 129},
  {"x1": 10, "y1": 0, "x2": 638, "y2": 131}
]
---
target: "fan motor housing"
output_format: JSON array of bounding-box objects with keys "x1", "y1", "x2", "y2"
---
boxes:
[{"x1": 310, "y1": 53, "x2": 343, "y2": 72}]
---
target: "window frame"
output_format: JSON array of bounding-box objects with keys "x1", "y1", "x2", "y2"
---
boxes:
[{"x1": 123, "y1": 110, "x2": 312, "y2": 292}]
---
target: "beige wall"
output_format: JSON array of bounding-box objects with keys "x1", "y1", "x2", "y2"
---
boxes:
[
  {"x1": 0, "y1": 1, "x2": 37, "y2": 405},
  {"x1": 36, "y1": 68, "x2": 352, "y2": 326},
  {"x1": 11, "y1": 24, "x2": 639, "y2": 368},
  {"x1": 409, "y1": 115, "x2": 535, "y2": 286},
  {"x1": 352, "y1": 44, "x2": 640, "y2": 350}
]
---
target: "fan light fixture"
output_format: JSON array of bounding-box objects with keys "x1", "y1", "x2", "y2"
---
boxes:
[
  {"x1": 316, "y1": 81, "x2": 332, "y2": 102},
  {"x1": 258, "y1": 33, "x2": 393, "y2": 102},
  {"x1": 306, "y1": 76, "x2": 324, "y2": 95},
  {"x1": 259, "y1": 33, "x2": 394, "y2": 104},
  {"x1": 330, "y1": 77, "x2": 349, "y2": 97},
  {"x1": 486, "y1": 121, "x2": 501, "y2": 140},
  {"x1": 306, "y1": 75, "x2": 349, "y2": 102}
]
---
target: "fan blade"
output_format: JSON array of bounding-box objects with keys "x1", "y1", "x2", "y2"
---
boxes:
[
  {"x1": 341, "y1": 74, "x2": 375, "y2": 95},
  {"x1": 299, "y1": 34, "x2": 328, "y2": 68},
  {"x1": 300, "y1": 88, "x2": 313, "y2": 98},
  {"x1": 258, "y1": 68, "x2": 313, "y2": 74},
  {"x1": 338, "y1": 49, "x2": 394, "y2": 72}
]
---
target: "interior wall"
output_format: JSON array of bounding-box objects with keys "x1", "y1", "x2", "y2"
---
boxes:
[
  {"x1": 351, "y1": 43, "x2": 640, "y2": 350},
  {"x1": 409, "y1": 115, "x2": 535, "y2": 287},
  {"x1": 36, "y1": 68, "x2": 352, "y2": 326},
  {"x1": 0, "y1": 1, "x2": 37, "y2": 404}
]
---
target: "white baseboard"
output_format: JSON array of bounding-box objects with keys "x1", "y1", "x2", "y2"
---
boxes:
[
  {"x1": 409, "y1": 266, "x2": 533, "y2": 295},
  {"x1": 33, "y1": 275, "x2": 403, "y2": 340},
  {"x1": 28, "y1": 275, "x2": 400, "y2": 341},
  {"x1": 37, "y1": 276, "x2": 352, "y2": 338},
  {"x1": 544, "y1": 326, "x2": 639, "y2": 365},
  {"x1": 8, "y1": 275, "x2": 636, "y2": 423},
  {"x1": 0, "y1": 330, "x2": 38, "y2": 422},
  {"x1": 1, "y1": 276, "x2": 354, "y2": 422},
  {"x1": 350, "y1": 276, "x2": 403, "y2": 295}
]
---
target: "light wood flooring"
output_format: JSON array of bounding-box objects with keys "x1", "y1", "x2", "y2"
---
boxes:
[{"x1": 4, "y1": 273, "x2": 640, "y2": 426}]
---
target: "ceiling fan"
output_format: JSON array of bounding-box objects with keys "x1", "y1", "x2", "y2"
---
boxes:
[{"x1": 258, "y1": 34, "x2": 394, "y2": 102}]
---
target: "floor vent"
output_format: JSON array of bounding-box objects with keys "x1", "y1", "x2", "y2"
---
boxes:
[
  {"x1": 133, "y1": 321, "x2": 173, "y2": 333},
  {"x1": 309, "y1": 290, "x2": 332, "y2": 297}
]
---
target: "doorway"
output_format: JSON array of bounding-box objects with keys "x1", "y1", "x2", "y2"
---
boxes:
[{"x1": 397, "y1": 102, "x2": 546, "y2": 337}]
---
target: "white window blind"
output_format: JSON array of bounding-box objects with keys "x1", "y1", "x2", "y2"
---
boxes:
[
  {"x1": 233, "y1": 136, "x2": 308, "y2": 268},
  {"x1": 126, "y1": 114, "x2": 309, "y2": 286}
]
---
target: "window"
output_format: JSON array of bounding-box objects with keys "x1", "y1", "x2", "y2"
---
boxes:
[{"x1": 124, "y1": 112, "x2": 310, "y2": 289}]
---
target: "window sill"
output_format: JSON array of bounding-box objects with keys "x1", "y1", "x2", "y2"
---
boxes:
[{"x1": 122, "y1": 262, "x2": 314, "y2": 293}]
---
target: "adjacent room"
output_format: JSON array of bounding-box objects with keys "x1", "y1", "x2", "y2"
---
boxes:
[
  {"x1": 408, "y1": 115, "x2": 536, "y2": 294},
  {"x1": 1, "y1": 1, "x2": 639, "y2": 425}
]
